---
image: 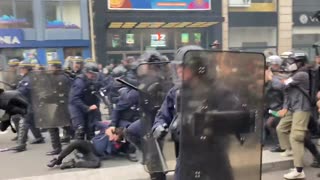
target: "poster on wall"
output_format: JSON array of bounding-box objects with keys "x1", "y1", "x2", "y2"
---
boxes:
[
  {"x1": 229, "y1": 0, "x2": 251, "y2": 7},
  {"x1": 151, "y1": 34, "x2": 166, "y2": 47},
  {"x1": 112, "y1": 34, "x2": 121, "y2": 48},
  {"x1": 23, "y1": 49, "x2": 37, "y2": 61},
  {"x1": 108, "y1": 0, "x2": 211, "y2": 10},
  {"x1": 181, "y1": 33, "x2": 189, "y2": 44},
  {"x1": 46, "y1": 52, "x2": 58, "y2": 61},
  {"x1": 126, "y1": 34, "x2": 135, "y2": 45},
  {"x1": 194, "y1": 33, "x2": 201, "y2": 44}
]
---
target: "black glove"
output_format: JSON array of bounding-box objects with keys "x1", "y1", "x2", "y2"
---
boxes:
[{"x1": 153, "y1": 123, "x2": 168, "y2": 139}]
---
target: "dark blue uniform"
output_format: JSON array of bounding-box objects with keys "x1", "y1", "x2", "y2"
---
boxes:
[
  {"x1": 16, "y1": 73, "x2": 43, "y2": 146},
  {"x1": 110, "y1": 87, "x2": 140, "y2": 128},
  {"x1": 69, "y1": 74, "x2": 102, "y2": 140}
]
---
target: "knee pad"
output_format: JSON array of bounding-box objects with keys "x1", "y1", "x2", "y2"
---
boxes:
[{"x1": 291, "y1": 130, "x2": 306, "y2": 142}]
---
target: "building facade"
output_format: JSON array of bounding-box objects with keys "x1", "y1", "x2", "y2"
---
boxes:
[{"x1": 0, "y1": 0, "x2": 91, "y2": 67}]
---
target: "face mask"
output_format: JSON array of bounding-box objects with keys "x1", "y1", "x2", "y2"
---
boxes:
[{"x1": 287, "y1": 63, "x2": 298, "y2": 72}]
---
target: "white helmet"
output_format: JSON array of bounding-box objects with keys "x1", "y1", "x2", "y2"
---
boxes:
[
  {"x1": 280, "y1": 51, "x2": 293, "y2": 59},
  {"x1": 267, "y1": 55, "x2": 283, "y2": 65}
]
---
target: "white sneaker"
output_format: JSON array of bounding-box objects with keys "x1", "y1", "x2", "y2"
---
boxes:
[
  {"x1": 283, "y1": 169, "x2": 305, "y2": 179},
  {"x1": 281, "y1": 149, "x2": 293, "y2": 157}
]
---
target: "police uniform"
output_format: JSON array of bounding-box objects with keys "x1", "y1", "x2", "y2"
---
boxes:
[
  {"x1": 44, "y1": 60, "x2": 72, "y2": 155},
  {"x1": 110, "y1": 87, "x2": 139, "y2": 127},
  {"x1": 12, "y1": 60, "x2": 44, "y2": 152},
  {"x1": 69, "y1": 65, "x2": 102, "y2": 140}
]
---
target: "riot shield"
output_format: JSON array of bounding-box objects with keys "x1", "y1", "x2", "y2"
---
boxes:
[
  {"x1": 0, "y1": 71, "x2": 19, "y2": 90},
  {"x1": 30, "y1": 70, "x2": 71, "y2": 129},
  {"x1": 136, "y1": 62, "x2": 176, "y2": 173},
  {"x1": 180, "y1": 50, "x2": 264, "y2": 180}
]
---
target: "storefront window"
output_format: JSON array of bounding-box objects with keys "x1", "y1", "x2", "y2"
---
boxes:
[
  {"x1": 45, "y1": 1, "x2": 81, "y2": 29},
  {"x1": 107, "y1": 30, "x2": 141, "y2": 51},
  {"x1": 0, "y1": 0, "x2": 33, "y2": 29},
  {"x1": 229, "y1": 27, "x2": 277, "y2": 52},
  {"x1": 64, "y1": 47, "x2": 82, "y2": 57}
]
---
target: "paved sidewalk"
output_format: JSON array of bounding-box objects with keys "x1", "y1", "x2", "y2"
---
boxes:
[{"x1": 9, "y1": 150, "x2": 293, "y2": 180}]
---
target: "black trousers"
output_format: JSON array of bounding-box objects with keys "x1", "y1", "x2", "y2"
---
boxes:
[{"x1": 58, "y1": 140, "x2": 101, "y2": 168}]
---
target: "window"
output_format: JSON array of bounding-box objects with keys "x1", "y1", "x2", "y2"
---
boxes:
[
  {"x1": 45, "y1": 1, "x2": 81, "y2": 29},
  {"x1": 0, "y1": 0, "x2": 33, "y2": 28}
]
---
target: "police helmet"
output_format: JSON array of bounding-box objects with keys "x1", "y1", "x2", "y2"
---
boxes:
[
  {"x1": 139, "y1": 51, "x2": 161, "y2": 63},
  {"x1": 111, "y1": 65, "x2": 127, "y2": 78},
  {"x1": 70, "y1": 56, "x2": 84, "y2": 64},
  {"x1": 18, "y1": 59, "x2": 34, "y2": 70},
  {"x1": 266, "y1": 55, "x2": 283, "y2": 65},
  {"x1": 288, "y1": 52, "x2": 308, "y2": 63},
  {"x1": 48, "y1": 59, "x2": 62, "y2": 69},
  {"x1": 172, "y1": 45, "x2": 203, "y2": 65},
  {"x1": 35, "y1": 64, "x2": 46, "y2": 71},
  {"x1": 83, "y1": 62, "x2": 99, "y2": 74},
  {"x1": 8, "y1": 59, "x2": 20, "y2": 67},
  {"x1": 173, "y1": 45, "x2": 208, "y2": 77},
  {"x1": 84, "y1": 58, "x2": 95, "y2": 64},
  {"x1": 280, "y1": 51, "x2": 293, "y2": 60}
]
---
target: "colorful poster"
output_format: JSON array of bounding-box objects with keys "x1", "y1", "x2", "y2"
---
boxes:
[
  {"x1": 46, "y1": 52, "x2": 58, "y2": 61},
  {"x1": 112, "y1": 34, "x2": 121, "y2": 48},
  {"x1": 151, "y1": 34, "x2": 166, "y2": 47},
  {"x1": 108, "y1": 0, "x2": 211, "y2": 10},
  {"x1": 23, "y1": 49, "x2": 37, "y2": 60},
  {"x1": 126, "y1": 34, "x2": 135, "y2": 45},
  {"x1": 181, "y1": 33, "x2": 189, "y2": 43}
]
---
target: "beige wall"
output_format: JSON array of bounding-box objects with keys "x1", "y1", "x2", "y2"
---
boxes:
[
  {"x1": 222, "y1": 0, "x2": 229, "y2": 50},
  {"x1": 278, "y1": 0, "x2": 293, "y2": 54}
]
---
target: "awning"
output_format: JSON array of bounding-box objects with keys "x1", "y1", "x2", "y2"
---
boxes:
[{"x1": 108, "y1": 21, "x2": 220, "y2": 29}]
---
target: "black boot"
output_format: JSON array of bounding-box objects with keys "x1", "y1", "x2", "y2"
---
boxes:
[
  {"x1": 47, "y1": 158, "x2": 62, "y2": 168},
  {"x1": 13, "y1": 118, "x2": 28, "y2": 152},
  {"x1": 30, "y1": 137, "x2": 45, "y2": 144},
  {"x1": 150, "y1": 172, "x2": 166, "y2": 180},
  {"x1": 10, "y1": 144, "x2": 26, "y2": 152},
  {"x1": 47, "y1": 128, "x2": 62, "y2": 156},
  {"x1": 60, "y1": 159, "x2": 76, "y2": 170}
]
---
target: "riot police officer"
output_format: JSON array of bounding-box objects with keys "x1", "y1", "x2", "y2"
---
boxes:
[
  {"x1": 105, "y1": 85, "x2": 140, "y2": 161},
  {"x1": 44, "y1": 59, "x2": 72, "y2": 155},
  {"x1": 69, "y1": 62, "x2": 102, "y2": 140},
  {"x1": 11, "y1": 60, "x2": 45, "y2": 152},
  {"x1": 151, "y1": 46, "x2": 241, "y2": 180},
  {"x1": 123, "y1": 50, "x2": 174, "y2": 180}
]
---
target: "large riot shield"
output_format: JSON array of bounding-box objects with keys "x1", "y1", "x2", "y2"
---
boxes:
[
  {"x1": 0, "y1": 71, "x2": 19, "y2": 90},
  {"x1": 180, "y1": 50, "x2": 265, "y2": 180},
  {"x1": 136, "y1": 62, "x2": 176, "y2": 173},
  {"x1": 30, "y1": 70, "x2": 71, "y2": 128}
]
